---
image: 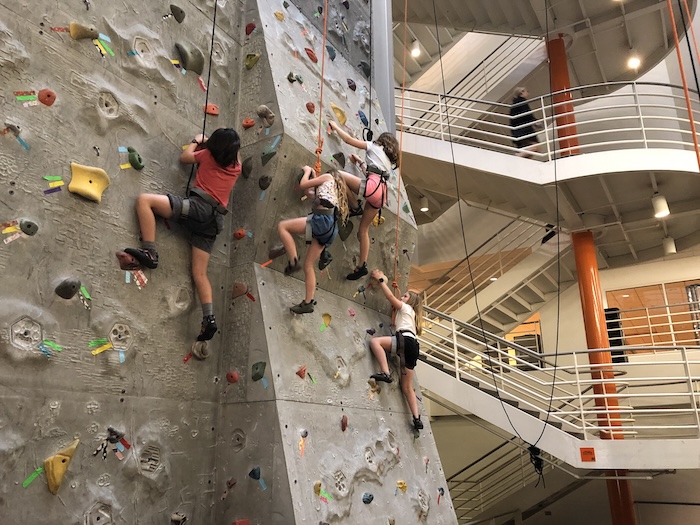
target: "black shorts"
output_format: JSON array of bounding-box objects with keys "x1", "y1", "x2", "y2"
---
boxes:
[
  {"x1": 392, "y1": 332, "x2": 419, "y2": 370},
  {"x1": 168, "y1": 193, "x2": 224, "y2": 253}
]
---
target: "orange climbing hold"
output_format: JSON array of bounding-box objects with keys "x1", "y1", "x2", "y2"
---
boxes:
[
  {"x1": 306, "y1": 102, "x2": 315, "y2": 113},
  {"x1": 341, "y1": 415, "x2": 348, "y2": 431},
  {"x1": 305, "y1": 48, "x2": 318, "y2": 63},
  {"x1": 38, "y1": 89, "x2": 56, "y2": 107},
  {"x1": 242, "y1": 117, "x2": 255, "y2": 129},
  {"x1": 204, "y1": 103, "x2": 219, "y2": 115},
  {"x1": 296, "y1": 365, "x2": 307, "y2": 379},
  {"x1": 233, "y1": 228, "x2": 247, "y2": 240}
]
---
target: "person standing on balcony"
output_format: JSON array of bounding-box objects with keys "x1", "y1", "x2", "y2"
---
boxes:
[{"x1": 510, "y1": 87, "x2": 541, "y2": 158}]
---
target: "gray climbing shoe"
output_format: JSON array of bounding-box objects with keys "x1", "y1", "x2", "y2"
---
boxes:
[{"x1": 290, "y1": 300, "x2": 315, "y2": 314}]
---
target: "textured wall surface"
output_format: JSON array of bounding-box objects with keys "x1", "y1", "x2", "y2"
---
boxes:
[{"x1": 0, "y1": 0, "x2": 455, "y2": 523}]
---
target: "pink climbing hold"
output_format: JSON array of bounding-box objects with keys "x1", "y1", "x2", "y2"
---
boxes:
[{"x1": 348, "y1": 308, "x2": 356, "y2": 317}]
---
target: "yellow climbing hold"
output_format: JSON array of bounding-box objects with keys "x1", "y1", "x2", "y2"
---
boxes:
[
  {"x1": 322, "y1": 313, "x2": 332, "y2": 328},
  {"x1": 396, "y1": 480, "x2": 407, "y2": 493},
  {"x1": 330, "y1": 103, "x2": 347, "y2": 126},
  {"x1": 44, "y1": 439, "x2": 79, "y2": 495},
  {"x1": 69, "y1": 22, "x2": 99, "y2": 40},
  {"x1": 274, "y1": 10, "x2": 285, "y2": 21},
  {"x1": 245, "y1": 53, "x2": 261, "y2": 70},
  {"x1": 68, "y1": 162, "x2": 110, "y2": 203}
]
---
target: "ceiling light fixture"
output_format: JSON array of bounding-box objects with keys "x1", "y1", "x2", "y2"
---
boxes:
[
  {"x1": 419, "y1": 196, "x2": 429, "y2": 212},
  {"x1": 628, "y1": 55, "x2": 641, "y2": 70},
  {"x1": 652, "y1": 193, "x2": 670, "y2": 218},
  {"x1": 411, "y1": 40, "x2": 421, "y2": 58},
  {"x1": 490, "y1": 277, "x2": 498, "y2": 281},
  {"x1": 663, "y1": 237, "x2": 677, "y2": 255}
]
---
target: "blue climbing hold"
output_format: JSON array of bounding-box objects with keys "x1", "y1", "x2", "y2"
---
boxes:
[{"x1": 358, "y1": 110, "x2": 368, "y2": 127}]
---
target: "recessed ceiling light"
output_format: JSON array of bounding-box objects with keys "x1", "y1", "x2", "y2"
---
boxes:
[
  {"x1": 628, "y1": 56, "x2": 641, "y2": 70},
  {"x1": 622, "y1": 294, "x2": 630, "y2": 298},
  {"x1": 411, "y1": 40, "x2": 421, "y2": 58},
  {"x1": 490, "y1": 277, "x2": 498, "y2": 281}
]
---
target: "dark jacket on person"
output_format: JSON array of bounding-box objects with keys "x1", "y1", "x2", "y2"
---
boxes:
[{"x1": 510, "y1": 95, "x2": 536, "y2": 144}]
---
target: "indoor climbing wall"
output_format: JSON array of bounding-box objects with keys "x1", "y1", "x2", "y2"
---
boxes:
[{"x1": 0, "y1": 0, "x2": 456, "y2": 523}]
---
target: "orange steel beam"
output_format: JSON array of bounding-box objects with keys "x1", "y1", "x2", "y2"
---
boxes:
[
  {"x1": 572, "y1": 232, "x2": 636, "y2": 525},
  {"x1": 546, "y1": 36, "x2": 580, "y2": 156}
]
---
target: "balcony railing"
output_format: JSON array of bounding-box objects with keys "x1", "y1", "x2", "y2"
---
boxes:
[
  {"x1": 607, "y1": 301, "x2": 700, "y2": 349},
  {"x1": 395, "y1": 81, "x2": 700, "y2": 162}
]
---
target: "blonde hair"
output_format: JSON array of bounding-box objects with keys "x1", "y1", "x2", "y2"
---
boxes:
[
  {"x1": 514, "y1": 86, "x2": 527, "y2": 98},
  {"x1": 329, "y1": 169, "x2": 349, "y2": 223},
  {"x1": 405, "y1": 290, "x2": 424, "y2": 336}
]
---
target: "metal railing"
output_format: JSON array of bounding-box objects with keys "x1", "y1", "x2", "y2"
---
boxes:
[
  {"x1": 606, "y1": 301, "x2": 700, "y2": 349},
  {"x1": 419, "y1": 306, "x2": 700, "y2": 440},
  {"x1": 395, "y1": 81, "x2": 700, "y2": 161}
]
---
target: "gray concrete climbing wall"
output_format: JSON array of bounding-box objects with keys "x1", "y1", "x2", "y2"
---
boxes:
[{"x1": 0, "y1": 0, "x2": 456, "y2": 522}]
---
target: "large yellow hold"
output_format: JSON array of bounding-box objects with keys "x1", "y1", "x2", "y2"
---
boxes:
[
  {"x1": 68, "y1": 162, "x2": 110, "y2": 203},
  {"x1": 44, "y1": 439, "x2": 79, "y2": 495},
  {"x1": 330, "y1": 103, "x2": 347, "y2": 126}
]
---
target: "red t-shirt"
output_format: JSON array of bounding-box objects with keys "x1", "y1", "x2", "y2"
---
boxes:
[{"x1": 193, "y1": 149, "x2": 241, "y2": 207}]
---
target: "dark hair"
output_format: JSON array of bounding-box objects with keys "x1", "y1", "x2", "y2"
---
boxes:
[
  {"x1": 206, "y1": 128, "x2": 240, "y2": 168},
  {"x1": 375, "y1": 132, "x2": 399, "y2": 168}
]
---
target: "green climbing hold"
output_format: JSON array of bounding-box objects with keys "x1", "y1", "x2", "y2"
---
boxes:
[
  {"x1": 252, "y1": 361, "x2": 266, "y2": 381},
  {"x1": 259, "y1": 175, "x2": 272, "y2": 190},
  {"x1": 261, "y1": 147, "x2": 277, "y2": 166},
  {"x1": 245, "y1": 53, "x2": 261, "y2": 70},
  {"x1": 242, "y1": 157, "x2": 253, "y2": 179},
  {"x1": 127, "y1": 147, "x2": 145, "y2": 171},
  {"x1": 326, "y1": 45, "x2": 336, "y2": 61},
  {"x1": 170, "y1": 4, "x2": 186, "y2": 23},
  {"x1": 287, "y1": 72, "x2": 296, "y2": 83},
  {"x1": 402, "y1": 202, "x2": 410, "y2": 213},
  {"x1": 332, "y1": 152, "x2": 346, "y2": 168},
  {"x1": 283, "y1": 0, "x2": 289, "y2": 7},
  {"x1": 295, "y1": 74, "x2": 303, "y2": 84},
  {"x1": 175, "y1": 42, "x2": 205, "y2": 75}
]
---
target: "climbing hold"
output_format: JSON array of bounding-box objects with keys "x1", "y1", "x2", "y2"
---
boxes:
[
  {"x1": 341, "y1": 415, "x2": 348, "y2": 431},
  {"x1": 204, "y1": 103, "x2": 219, "y2": 116},
  {"x1": 287, "y1": 72, "x2": 296, "y2": 83},
  {"x1": 359, "y1": 60, "x2": 371, "y2": 78},
  {"x1": 362, "y1": 492, "x2": 374, "y2": 504},
  {"x1": 241, "y1": 157, "x2": 253, "y2": 178},
  {"x1": 170, "y1": 5, "x2": 186, "y2": 23},
  {"x1": 44, "y1": 439, "x2": 79, "y2": 495},
  {"x1": 295, "y1": 74, "x2": 303, "y2": 85},
  {"x1": 322, "y1": 313, "x2": 332, "y2": 328},
  {"x1": 68, "y1": 162, "x2": 110, "y2": 203},
  {"x1": 232, "y1": 282, "x2": 249, "y2": 299},
  {"x1": 245, "y1": 53, "x2": 261, "y2": 70},
  {"x1": 283, "y1": 0, "x2": 289, "y2": 7},
  {"x1": 19, "y1": 219, "x2": 38, "y2": 236},
  {"x1": 366, "y1": 328, "x2": 376, "y2": 335},
  {"x1": 268, "y1": 244, "x2": 286, "y2": 260},
  {"x1": 305, "y1": 48, "x2": 318, "y2": 63},
  {"x1": 347, "y1": 79, "x2": 356, "y2": 91},
  {"x1": 358, "y1": 110, "x2": 368, "y2": 127},
  {"x1": 306, "y1": 102, "x2": 315, "y2": 114},
  {"x1": 330, "y1": 103, "x2": 347, "y2": 125},
  {"x1": 314, "y1": 480, "x2": 321, "y2": 495},
  {"x1": 261, "y1": 146, "x2": 277, "y2": 166},
  {"x1": 338, "y1": 220, "x2": 353, "y2": 241},
  {"x1": 326, "y1": 45, "x2": 336, "y2": 61},
  {"x1": 251, "y1": 361, "x2": 266, "y2": 381},
  {"x1": 175, "y1": 42, "x2": 205, "y2": 75},
  {"x1": 242, "y1": 118, "x2": 255, "y2": 129},
  {"x1": 274, "y1": 11, "x2": 285, "y2": 21},
  {"x1": 296, "y1": 365, "x2": 307, "y2": 379},
  {"x1": 249, "y1": 467, "x2": 261, "y2": 480},
  {"x1": 256, "y1": 105, "x2": 275, "y2": 127},
  {"x1": 55, "y1": 278, "x2": 81, "y2": 299},
  {"x1": 233, "y1": 229, "x2": 247, "y2": 240},
  {"x1": 170, "y1": 512, "x2": 187, "y2": 524},
  {"x1": 259, "y1": 175, "x2": 272, "y2": 190},
  {"x1": 332, "y1": 152, "x2": 346, "y2": 168},
  {"x1": 226, "y1": 370, "x2": 239, "y2": 383},
  {"x1": 127, "y1": 147, "x2": 144, "y2": 170},
  {"x1": 301, "y1": 429, "x2": 308, "y2": 438},
  {"x1": 245, "y1": 22, "x2": 256, "y2": 36},
  {"x1": 69, "y1": 22, "x2": 98, "y2": 40},
  {"x1": 38, "y1": 89, "x2": 56, "y2": 107},
  {"x1": 397, "y1": 480, "x2": 407, "y2": 493},
  {"x1": 342, "y1": 0, "x2": 349, "y2": 8},
  {"x1": 115, "y1": 251, "x2": 139, "y2": 270},
  {"x1": 192, "y1": 340, "x2": 209, "y2": 359}
]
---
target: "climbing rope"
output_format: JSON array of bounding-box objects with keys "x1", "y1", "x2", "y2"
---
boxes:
[
  {"x1": 678, "y1": 0, "x2": 700, "y2": 93},
  {"x1": 363, "y1": 0, "x2": 374, "y2": 142},
  {"x1": 314, "y1": 0, "x2": 330, "y2": 175},
  {"x1": 186, "y1": 0, "x2": 219, "y2": 193}
]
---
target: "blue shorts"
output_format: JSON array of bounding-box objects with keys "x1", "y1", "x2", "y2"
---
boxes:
[{"x1": 307, "y1": 213, "x2": 337, "y2": 247}]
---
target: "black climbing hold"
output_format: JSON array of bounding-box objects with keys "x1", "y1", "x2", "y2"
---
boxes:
[
  {"x1": 249, "y1": 467, "x2": 261, "y2": 480},
  {"x1": 19, "y1": 219, "x2": 38, "y2": 236},
  {"x1": 170, "y1": 5, "x2": 186, "y2": 23},
  {"x1": 338, "y1": 220, "x2": 353, "y2": 241},
  {"x1": 242, "y1": 157, "x2": 253, "y2": 179},
  {"x1": 287, "y1": 72, "x2": 296, "y2": 83},
  {"x1": 359, "y1": 61, "x2": 371, "y2": 78},
  {"x1": 127, "y1": 147, "x2": 144, "y2": 170},
  {"x1": 358, "y1": 110, "x2": 368, "y2": 127},
  {"x1": 252, "y1": 361, "x2": 266, "y2": 381},
  {"x1": 342, "y1": 0, "x2": 349, "y2": 8},
  {"x1": 347, "y1": 79, "x2": 356, "y2": 91},
  {"x1": 362, "y1": 492, "x2": 373, "y2": 504},
  {"x1": 259, "y1": 175, "x2": 272, "y2": 190},
  {"x1": 261, "y1": 146, "x2": 277, "y2": 166},
  {"x1": 317, "y1": 5, "x2": 322, "y2": 14},
  {"x1": 175, "y1": 42, "x2": 205, "y2": 75},
  {"x1": 107, "y1": 427, "x2": 125, "y2": 444},
  {"x1": 332, "y1": 152, "x2": 345, "y2": 168},
  {"x1": 283, "y1": 0, "x2": 289, "y2": 7},
  {"x1": 326, "y1": 45, "x2": 336, "y2": 61},
  {"x1": 301, "y1": 429, "x2": 308, "y2": 438},
  {"x1": 55, "y1": 278, "x2": 81, "y2": 299},
  {"x1": 375, "y1": 118, "x2": 379, "y2": 125}
]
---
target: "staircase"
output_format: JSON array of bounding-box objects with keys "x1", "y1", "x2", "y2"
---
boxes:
[{"x1": 416, "y1": 306, "x2": 700, "y2": 470}]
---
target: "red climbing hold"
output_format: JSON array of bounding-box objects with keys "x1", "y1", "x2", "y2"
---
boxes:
[
  {"x1": 341, "y1": 415, "x2": 348, "y2": 431},
  {"x1": 245, "y1": 22, "x2": 256, "y2": 35},
  {"x1": 38, "y1": 89, "x2": 57, "y2": 107},
  {"x1": 204, "y1": 103, "x2": 219, "y2": 115},
  {"x1": 242, "y1": 117, "x2": 255, "y2": 129},
  {"x1": 226, "y1": 370, "x2": 240, "y2": 383},
  {"x1": 233, "y1": 228, "x2": 247, "y2": 240},
  {"x1": 306, "y1": 102, "x2": 315, "y2": 114},
  {"x1": 296, "y1": 365, "x2": 307, "y2": 379},
  {"x1": 305, "y1": 48, "x2": 318, "y2": 63}
]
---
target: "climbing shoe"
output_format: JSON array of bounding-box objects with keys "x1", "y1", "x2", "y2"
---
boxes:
[
  {"x1": 197, "y1": 315, "x2": 218, "y2": 341},
  {"x1": 290, "y1": 299, "x2": 316, "y2": 314},
  {"x1": 124, "y1": 248, "x2": 158, "y2": 269},
  {"x1": 370, "y1": 371, "x2": 393, "y2": 383},
  {"x1": 284, "y1": 257, "x2": 300, "y2": 275},
  {"x1": 413, "y1": 416, "x2": 424, "y2": 431},
  {"x1": 346, "y1": 262, "x2": 368, "y2": 281},
  {"x1": 318, "y1": 248, "x2": 333, "y2": 270},
  {"x1": 349, "y1": 202, "x2": 363, "y2": 217}
]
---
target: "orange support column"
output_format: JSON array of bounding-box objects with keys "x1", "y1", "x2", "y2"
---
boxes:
[
  {"x1": 547, "y1": 36, "x2": 580, "y2": 156},
  {"x1": 572, "y1": 231, "x2": 636, "y2": 525}
]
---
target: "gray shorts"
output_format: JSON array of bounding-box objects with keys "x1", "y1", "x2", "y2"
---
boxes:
[{"x1": 168, "y1": 193, "x2": 224, "y2": 253}]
